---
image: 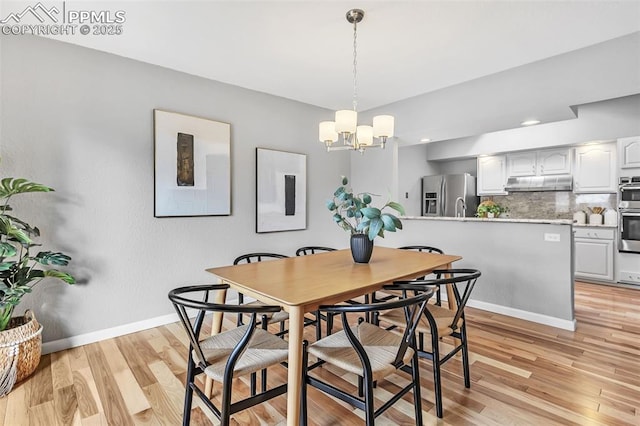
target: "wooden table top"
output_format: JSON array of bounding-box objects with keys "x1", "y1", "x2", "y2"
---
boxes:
[{"x1": 206, "y1": 247, "x2": 461, "y2": 310}]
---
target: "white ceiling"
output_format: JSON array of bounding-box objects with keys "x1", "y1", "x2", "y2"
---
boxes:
[{"x1": 5, "y1": 0, "x2": 640, "y2": 141}]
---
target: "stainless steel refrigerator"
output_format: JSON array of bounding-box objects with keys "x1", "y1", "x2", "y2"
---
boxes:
[{"x1": 422, "y1": 174, "x2": 479, "y2": 217}]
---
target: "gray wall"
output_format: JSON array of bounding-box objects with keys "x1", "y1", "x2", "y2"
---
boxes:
[{"x1": 1, "y1": 36, "x2": 350, "y2": 342}]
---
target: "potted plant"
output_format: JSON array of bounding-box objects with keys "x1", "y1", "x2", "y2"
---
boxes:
[
  {"x1": 476, "y1": 200, "x2": 506, "y2": 218},
  {"x1": 327, "y1": 176, "x2": 405, "y2": 263},
  {"x1": 0, "y1": 174, "x2": 75, "y2": 395}
]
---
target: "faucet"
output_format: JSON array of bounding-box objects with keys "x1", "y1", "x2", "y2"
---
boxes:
[{"x1": 455, "y1": 197, "x2": 466, "y2": 217}]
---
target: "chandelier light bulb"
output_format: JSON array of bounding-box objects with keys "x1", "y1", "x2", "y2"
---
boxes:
[{"x1": 319, "y1": 121, "x2": 338, "y2": 144}]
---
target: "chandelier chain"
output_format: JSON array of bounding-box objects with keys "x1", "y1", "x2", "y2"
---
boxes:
[{"x1": 352, "y1": 19, "x2": 358, "y2": 111}]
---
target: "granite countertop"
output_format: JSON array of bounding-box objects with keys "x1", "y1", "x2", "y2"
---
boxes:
[
  {"x1": 402, "y1": 216, "x2": 573, "y2": 225},
  {"x1": 573, "y1": 223, "x2": 618, "y2": 228}
]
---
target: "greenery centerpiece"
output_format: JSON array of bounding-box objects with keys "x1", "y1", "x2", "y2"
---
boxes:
[
  {"x1": 0, "y1": 177, "x2": 75, "y2": 331},
  {"x1": 476, "y1": 200, "x2": 507, "y2": 218},
  {"x1": 327, "y1": 176, "x2": 405, "y2": 262}
]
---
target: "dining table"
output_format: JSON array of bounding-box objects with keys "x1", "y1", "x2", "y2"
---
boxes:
[{"x1": 206, "y1": 246, "x2": 462, "y2": 426}]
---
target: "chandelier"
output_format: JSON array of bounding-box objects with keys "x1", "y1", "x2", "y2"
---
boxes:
[{"x1": 318, "y1": 9, "x2": 395, "y2": 153}]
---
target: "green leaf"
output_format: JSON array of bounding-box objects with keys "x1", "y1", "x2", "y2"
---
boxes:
[
  {"x1": 43, "y1": 270, "x2": 75, "y2": 284},
  {"x1": 0, "y1": 261, "x2": 15, "y2": 272},
  {"x1": 0, "y1": 178, "x2": 53, "y2": 199},
  {"x1": 341, "y1": 176, "x2": 348, "y2": 185},
  {"x1": 362, "y1": 193, "x2": 372, "y2": 204},
  {"x1": 332, "y1": 213, "x2": 343, "y2": 223},
  {"x1": 334, "y1": 186, "x2": 345, "y2": 197},
  {"x1": 326, "y1": 200, "x2": 336, "y2": 211},
  {"x1": 0, "y1": 243, "x2": 17, "y2": 258},
  {"x1": 360, "y1": 207, "x2": 381, "y2": 219},
  {"x1": 385, "y1": 201, "x2": 406, "y2": 216},
  {"x1": 34, "y1": 251, "x2": 72, "y2": 266},
  {"x1": 367, "y1": 218, "x2": 383, "y2": 241},
  {"x1": 381, "y1": 214, "x2": 396, "y2": 232}
]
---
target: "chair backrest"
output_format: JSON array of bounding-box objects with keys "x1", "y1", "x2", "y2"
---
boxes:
[
  {"x1": 399, "y1": 245, "x2": 444, "y2": 254},
  {"x1": 168, "y1": 284, "x2": 282, "y2": 367},
  {"x1": 295, "y1": 246, "x2": 336, "y2": 256},
  {"x1": 319, "y1": 288, "x2": 434, "y2": 369},
  {"x1": 394, "y1": 268, "x2": 480, "y2": 331},
  {"x1": 233, "y1": 252, "x2": 288, "y2": 264}
]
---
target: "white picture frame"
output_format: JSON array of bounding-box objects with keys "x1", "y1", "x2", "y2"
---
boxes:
[
  {"x1": 256, "y1": 148, "x2": 307, "y2": 233},
  {"x1": 154, "y1": 109, "x2": 231, "y2": 217}
]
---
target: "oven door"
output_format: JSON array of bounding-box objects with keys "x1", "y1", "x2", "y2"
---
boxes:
[
  {"x1": 619, "y1": 210, "x2": 640, "y2": 253},
  {"x1": 619, "y1": 184, "x2": 640, "y2": 209}
]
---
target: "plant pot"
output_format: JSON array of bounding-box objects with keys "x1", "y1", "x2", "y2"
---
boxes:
[
  {"x1": 0, "y1": 311, "x2": 42, "y2": 396},
  {"x1": 350, "y1": 234, "x2": 374, "y2": 263}
]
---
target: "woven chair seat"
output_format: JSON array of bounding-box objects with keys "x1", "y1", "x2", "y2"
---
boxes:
[
  {"x1": 243, "y1": 301, "x2": 289, "y2": 324},
  {"x1": 379, "y1": 304, "x2": 463, "y2": 338},
  {"x1": 307, "y1": 321, "x2": 414, "y2": 382},
  {"x1": 198, "y1": 325, "x2": 288, "y2": 382}
]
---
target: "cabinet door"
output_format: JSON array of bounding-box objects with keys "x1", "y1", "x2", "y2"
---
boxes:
[
  {"x1": 619, "y1": 137, "x2": 640, "y2": 169},
  {"x1": 574, "y1": 143, "x2": 617, "y2": 193},
  {"x1": 537, "y1": 148, "x2": 571, "y2": 175},
  {"x1": 477, "y1": 155, "x2": 507, "y2": 195},
  {"x1": 574, "y1": 238, "x2": 614, "y2": 281},
  {"x1": 507, "y1": 152, "x2": 536, "y2": 177}
]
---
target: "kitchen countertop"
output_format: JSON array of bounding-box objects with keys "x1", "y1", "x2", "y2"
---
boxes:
[
  {"x1": 573, "y1": 223, "x2": 618, "y2": 228},
  {"x1": 402, "y1": 216, "x2": 573, "y2": 225}
]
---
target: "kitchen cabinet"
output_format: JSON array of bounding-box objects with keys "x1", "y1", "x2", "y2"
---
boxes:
[
  {"x1": 574, "y1": 142, "x2": 617, "y2": 193},
  {"x1": 507, "y1": 148, "x2": 572, "y2": 177},
  {"x1": 477, "y1": 155, "x2": 507, "y2": 195},
  {"x1": 574, "y1": 227, "x2": 615, "y2": 282},
  {"x1": 619, "y1": 136, "x2": 640, "y2": 169}
]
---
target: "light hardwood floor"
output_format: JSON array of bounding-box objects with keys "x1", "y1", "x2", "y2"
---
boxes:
[{"x1": 1, "y1": 281, "x2": 638, "y2": 425}]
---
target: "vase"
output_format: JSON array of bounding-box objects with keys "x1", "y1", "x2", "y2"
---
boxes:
[{"x1": 350, "y1": 234, "x2": 374, "y2": 263}]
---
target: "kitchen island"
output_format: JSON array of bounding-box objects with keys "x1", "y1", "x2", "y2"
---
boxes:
[{"x1": 380, "y1": 216, "x2": 576, "y2": 330}]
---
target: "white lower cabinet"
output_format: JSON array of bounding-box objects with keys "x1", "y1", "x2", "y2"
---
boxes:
[{"x1": 574, "y1": 228, "x2": 615, "y2": 282}]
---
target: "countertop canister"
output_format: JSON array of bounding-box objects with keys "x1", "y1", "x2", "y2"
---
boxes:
[
  {"x1": 573, "y1": 211, "x2": 586, "y2": 224},
  {"x1": 604, "y1": 209, "x2": 617, "y2": 226}
]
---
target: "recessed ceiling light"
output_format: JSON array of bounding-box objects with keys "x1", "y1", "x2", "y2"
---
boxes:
[
  {"x1": 521, "y1": 120, "x2": 541, "y2": 126},
  {"x1": 420, "y1": 138, "x2": 431, "y2": 143}
]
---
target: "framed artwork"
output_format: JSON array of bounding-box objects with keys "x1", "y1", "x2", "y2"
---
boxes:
[
  {"x1": 256, "y1": 148, "x2": 307, "y2": 233},
  {"x1": 154, "y1": 109, "x2": 231, "y2": 217}
]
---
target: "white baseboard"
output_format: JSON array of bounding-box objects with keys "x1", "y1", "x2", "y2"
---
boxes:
[
  {"x1": 466, "y1": 299, "x2": 576, "y2": 331},
  {"x1": 42, "y1": 296, "x2": 241, "y2": 355}
]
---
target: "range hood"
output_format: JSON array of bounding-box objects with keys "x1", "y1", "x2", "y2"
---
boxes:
[{"x1": 504, "y1": 175, "x2": 573, "y2": 192}]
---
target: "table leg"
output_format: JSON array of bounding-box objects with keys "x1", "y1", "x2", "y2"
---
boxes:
[
  {"x1": 205, "y1": 282, "x2": 227, "y2": 398},
  {"x1": 286, "y1": 306, "x2": 304, "y2": 426}
]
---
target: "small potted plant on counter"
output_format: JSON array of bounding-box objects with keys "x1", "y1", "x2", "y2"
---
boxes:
[
  {"x1": 476, "y1": 200, "x2": 506, "y2": 218},
  {"x1": 327, "y1": 176, "x2": 405, "y2": 263}
]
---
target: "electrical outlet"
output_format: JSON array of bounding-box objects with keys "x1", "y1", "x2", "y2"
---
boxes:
[
  {"x1": 544, "y1": 233, "x2": 560, "y2": 242},
  {"x1": 405, "y1": 192, "x2": 409, "y2": 199}
]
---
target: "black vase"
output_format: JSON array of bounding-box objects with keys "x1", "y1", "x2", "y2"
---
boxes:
[{"x1": 350, "y1": 234, "x2": 374, "y2": 263}]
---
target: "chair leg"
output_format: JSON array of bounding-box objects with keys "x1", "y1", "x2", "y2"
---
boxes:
[
  {"x1": 411, "y1": 351, "x2": 423, "y2": 425},
  {"x1": 250, "y1": 372, "x2": 257, "y2": 396},
  {"x1": 182, "y1": 353, "x2": 197, "y2": 426},
  {"x1": 237, "y1": 294, "x2": 245, "y2": 326},
  {"x1": 261, "y1": 368, "x2": 267, "y2": 393},
  {"x1": 314, "y1": 311, "x2": 321, "y2": 341},
  {"x1": 363, "y1": 372, "x2": 375, "y2": 426},
  {"x1": 418, "y1": 331, "x2": 425, "y2": 351},
  {"x1": 431, "y1": 333, "x2": 444, "y2": 419},
  {"x1": 460, "y1": 325, "x2": 471, "y2": 388},
  {"x1": 326, "y1": 313, "x2": 334, "y2": 336},
  {"x1": 220, "y1": 375, "x2": 233, "y2": 425},
  {"x1": 301, "y1": 341, "x2": 309, "y2": 426}
]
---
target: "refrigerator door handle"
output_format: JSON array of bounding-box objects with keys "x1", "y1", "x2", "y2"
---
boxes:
[{"x1": 440, "y1": 178, "x2": 446, "y2": 217}]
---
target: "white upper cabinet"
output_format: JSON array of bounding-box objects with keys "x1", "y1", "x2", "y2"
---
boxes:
[
  {"x1": 477, "y1": 155, "x2": 507, "y2": 195},
  {"x1": 574, "y1": 142, "x2": 617, "y2": 193},
  {"x1": 507, "y1": 152, "x2": 537, "y2": 177},
  {"x1": 619, "y1": 136, "x2": 640, "y2": 169},
  {"x1": 537, "y1": 148, "x2": 572, "y2": 175},
  {"x1": 507, "y1": 148, "x2": 572, "y2": 177}
]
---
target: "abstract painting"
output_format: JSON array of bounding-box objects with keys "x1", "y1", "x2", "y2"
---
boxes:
[
  {"x1": 256, "y1": 148, "x2": 306, "y2": 232},
  {"x1": 154, "y1": 110, "x2": 231, "y2": 217}
]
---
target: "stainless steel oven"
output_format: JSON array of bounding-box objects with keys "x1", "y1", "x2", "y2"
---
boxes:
[
  {"x1": 619, "y1": 210, "x2": 640, "y2": 253},
  {"x1": 619, "y1": 176, "x2": 640, "y2": 210},
  {"x1": 618, "y1": 177, "x2": 640, "y2": 254}
]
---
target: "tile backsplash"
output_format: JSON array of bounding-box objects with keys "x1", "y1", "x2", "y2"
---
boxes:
[{"x1": 481, "y1": 192, "x2": 617, "y2": 220}]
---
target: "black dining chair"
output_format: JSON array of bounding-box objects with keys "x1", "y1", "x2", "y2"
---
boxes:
[
  {"x1": 378, "y1": 268, "x2": 481, "y2": 418},
  {"x1": 301, "y1": 284, "x2": 434, "y2": 425},
  {"x1": 168, "y1": 284, "x2": 288, "y2": 425}
]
